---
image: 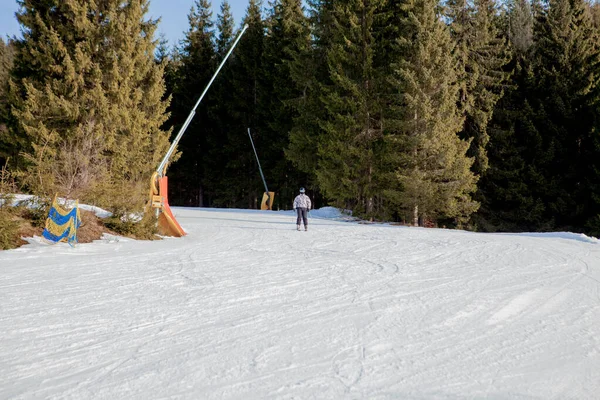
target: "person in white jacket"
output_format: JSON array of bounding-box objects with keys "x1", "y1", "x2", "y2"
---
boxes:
[{"x1": 293, "y1": 187, "x2": 312, "y2": 231}]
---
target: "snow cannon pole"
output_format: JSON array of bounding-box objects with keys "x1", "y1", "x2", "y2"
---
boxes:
[
  {"x1": 156, "y1": 23, "x2": 249, "y2": 177},
  {"x1": 247, "y1": 128, "x2": 273, "y2": 210},
  {"x1": 148, "y1": 24, "x2": 248, "y2": 237}
]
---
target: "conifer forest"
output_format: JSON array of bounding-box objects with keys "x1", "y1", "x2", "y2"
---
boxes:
[{"x1": 1, "y1": 0, "x2": 600, "y2": 236}]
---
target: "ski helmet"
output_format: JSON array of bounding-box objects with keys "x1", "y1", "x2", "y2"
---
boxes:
[{"x1": 299, "y1": 187, "x2": 305, "y2": 193}]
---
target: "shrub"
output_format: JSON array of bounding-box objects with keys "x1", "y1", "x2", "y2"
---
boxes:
[
  {"x1": 585, "y1": 215, "x2": 600, "y2": 239},
  {"x1": 19, "y1": 198, "x2": 51, "y2": 228},
  {"x1": 0, "y1": 208, "x2": 20, "y2": 250},
  {"x1": 103, "y1": 212, "x2": 159, "y2": 240}
]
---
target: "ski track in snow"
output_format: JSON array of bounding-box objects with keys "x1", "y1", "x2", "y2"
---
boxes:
[{"x1": 1, "y1": 207, "x2": 600, "y2": 399}]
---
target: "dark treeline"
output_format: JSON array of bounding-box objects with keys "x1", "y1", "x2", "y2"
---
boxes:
[{"x1": 1, "y1": 0, "x2": 600, "y2": 236}]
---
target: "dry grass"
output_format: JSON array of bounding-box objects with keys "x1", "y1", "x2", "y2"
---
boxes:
[
  {"x1": 76, "y1": 210, "x2": 118, "y2": 244},
  {"x1": 15, "y1": 215, "x2": 43, "y2": 247}
]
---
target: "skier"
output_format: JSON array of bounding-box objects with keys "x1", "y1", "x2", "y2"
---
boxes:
[{"x1": 293, "y1": 187, "x2": 312, "y2": 231}]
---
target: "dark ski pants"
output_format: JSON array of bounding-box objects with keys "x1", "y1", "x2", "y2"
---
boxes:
[{"x1": 296, "y1": 207, "x2": 308, "y2": 227}]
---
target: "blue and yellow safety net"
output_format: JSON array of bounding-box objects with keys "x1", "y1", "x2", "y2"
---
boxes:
[{"x1": 42, "y1": 196, "x2": 82, "y2": 246}]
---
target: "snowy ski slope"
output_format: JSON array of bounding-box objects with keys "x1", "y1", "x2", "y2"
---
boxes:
[{"x1": 1, "y1": 207, "x2": 600, "y2": 399}]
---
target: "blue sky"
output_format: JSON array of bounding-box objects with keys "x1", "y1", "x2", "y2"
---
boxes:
[{"x1": 0, "y1": 0, "x2": 252, "y2": 46}]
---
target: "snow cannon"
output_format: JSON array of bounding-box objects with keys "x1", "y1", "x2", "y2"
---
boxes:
[
  {"x1": 260, "y1": 192, "x2": 275, "y2": 210},
  {"x1": 247, "y1": 128, "x2": 275, "y2": 211},
  {"x1": 146, "y1": 24, "x2": 249, "y2": 236},
  {"x1": 148, "y1": 171, "x2": 186, "y2": 237}
]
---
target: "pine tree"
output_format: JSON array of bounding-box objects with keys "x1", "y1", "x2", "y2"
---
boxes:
[
  {"x1": 507, "y1": 0, "x2": 534, "y2": 55},
  {"x1": 222, "y1": 0, "x2": 267, "y2": 208},
  {"x1": 590, "y1": 1, "x2": 600, "y2": 28},
  {"x1": 479, "y1": 67, "x2": 550, "y2": 231},
  {"x1": 216, "y1": 1, "x2": 235, "y2": 57},
  {"x1": 475, "y1": 0, "x2": 537, "y2": 231},
  {"x1": 531, "y1": 0, "x2": 600, "y2": 230},
  {"x1": 201, "y1": 0, "x2": 235, "y2": 207},
  {"x1": 99, "y1": 0, "x2": 172, "y2": 210},
  {"x1": 0, "y1": 38, "x2": 14, "y2": 107},
  {"x1": 167, "y1": 0, "x2": 216, "y2": 206},
  {"x1": 306, "y1": 0, "x2": 388, "y2": 219},
  {"x1": 261, "y1": 0, "x2": 311, "y2": 207},
  {"x1": 155, "y1": 34, "x2": 171, "y2": 64},
  {"x1": 0, "y1": 38, "x2": 16, "y2": 163},
  {"x1": 4, "y1": 0, "x2": 69, "y2": 168},
  {"x1": 286, "y1": 0, "x2": 335, "y2": 188},
  {"x1": 480, "y1": 0, "x2": 600, "y2": 233},
  {"x1": 9, "y1": 0, "x2": 171, "y2": 213},
  {"x1": 386, "y1": 0, "x2": 478, "y2": 226},
  {"x1": 446, "y1": 0, "x2": 510, "y2": 175}
]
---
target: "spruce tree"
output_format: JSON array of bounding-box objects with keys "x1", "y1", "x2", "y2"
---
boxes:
[
  {"x1": 286, "y1": 0, "x2": 335, "y2": 189},
  {"x1": 386, "y1": 0, "x2": 478, "y2": 226},
  {"x1": 507, "y1": 0, "x2": 534, "y2": 55},
  {"x1": 167, "y1": 0, "x2": 216, "y2": 206},
  {"x1": 479, "y1": 66, "x2": 550, "y2": 231},
  {"x1": 475, "y1": 0, "x2": 536, "y2": 231},
  {"x1": 481, "y1": 0, "x2": 600, "y2": 233},
  {"x1": 223, "y1": 0, "x2": 267, "y2": 208},
  {"x1": 446, "y1": 0, "x2": 509, "y2": 175},
  {"x1": 307, "y1": 0, "x2": 387, "y2": 219},
  {"x1": 201, "y1": 1, "x2": 235, "y2": 207},
  {"x1": 261, "y1": 0, "x2": 311, "y2": 207},
  {"x1": 4, "y1": 0, "x2": 69, "y2": 169},
  {"x1": 531, "y1": 0, "x2": 600, "y2": 230},
  {"x1": 216, "y1": 1, "x2": 235, "y2": 57},
  {"x1": 0, "y1": 38, "x2": 14, "y2": 110},
  {"x1": 99, "y1": 0, "x2": 172, "y2": 210},
  {"x1": 0, "y1": 38, "x2": 15, "y2": 163},
  {"x1": 9, "y1": 0, "x2": 171, "y2": 212},
  {"x1": 590, "y1": 1, "x2": 600, "y2": 28},
  {"x1": 194, "y1": 0, "x2": 235, "y2": 207}
]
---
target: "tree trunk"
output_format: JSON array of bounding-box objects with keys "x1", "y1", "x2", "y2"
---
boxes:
[
  {"x1": 413, "y1": 204, "x2": 419, "y2": 227},
  {"x1": 198, "y1": 185, "x2": 203, "y2": 207}
]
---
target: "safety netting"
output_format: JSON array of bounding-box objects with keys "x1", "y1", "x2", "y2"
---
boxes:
[{"x1": 42, "y1": 196, "x2": 82, "y2": 246}]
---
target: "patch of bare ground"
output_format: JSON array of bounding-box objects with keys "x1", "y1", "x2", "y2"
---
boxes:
[
  {"x1": 76, "y1": 210, "x2": 119, "y2": 243},
  {"x1": 15, "y1": 215, "x2": 43, "y2": 247}
]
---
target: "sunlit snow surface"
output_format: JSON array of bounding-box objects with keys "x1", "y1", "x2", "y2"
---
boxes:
[{"x1": 1, "y1": 206, "x2": 600, "y2": 399}]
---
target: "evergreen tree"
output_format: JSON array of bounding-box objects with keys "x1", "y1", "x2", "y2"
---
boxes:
[
  {"x1": 216, "y1": 1, "x2": 235, "y2": 57},
  {"x1": 0, "y1": 38, "x2": 16, "y2": 164},
  {"x1": 9, "y1": 0, "x2": 171, "y2": 212},
  {"x1": 386, "y1": 0, "x2": 478, "y2": 226},
  {"x1": 286, "y1": 0, "x2": 335, "y2": 194},
  {"x1": 222, "y1": 0, "x2": 267, "y2": 208},
  {"x1": 4, "y1": 0, "x2": 68, "y2": 168},
  {"x1": 479, "y1": 65, "x2": 550, "y2": 231},
  {"x1": 261, "y1": 0, "x2": 311, "y2": 208},
  {"x1": 167, "y1": 0, "x2": 216, "y2": 206},
  {"x1": 475, "y1": 0, "x2": 539, "y2": 231},
  {"x1": 481, "y1": 0, "x2": 600, "y2": 233},
  {"x1": 590, "y1": 1, "x2": 600, "y2": 28},
  {"x1": 0, "y1": 38, "x2": 14, "y2": 108},
  {"x1": 529, "y1": 0, "x2": 600, "y2": 230},
  {"x1": 155, "y1": 34, "x2": 171, "y2": 64},
  {"x1": 446, "y1": 0, "x2": 509, "y2": 175},
  {"x1": 507, "y1": 0, "x2": 534, "y2": 55},
  {"x1": 308, "y1": 0, "x2": 387, "y2": 219},
  {"x1": 201, "y1": 1, "x2": 235, "y2": 207}
]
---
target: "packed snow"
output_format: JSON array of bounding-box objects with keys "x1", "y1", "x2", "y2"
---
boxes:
[{"x1": 1, "y1": 206, "x2": 600, "y2": 399}]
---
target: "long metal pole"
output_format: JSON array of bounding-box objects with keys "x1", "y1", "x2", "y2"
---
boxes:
[
  {"x1": 157, "y1": 24, "x2": 249, "y2": 176},
  {"x1": 247, "y1": 128, "x2": 269, "y2": 195}
]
